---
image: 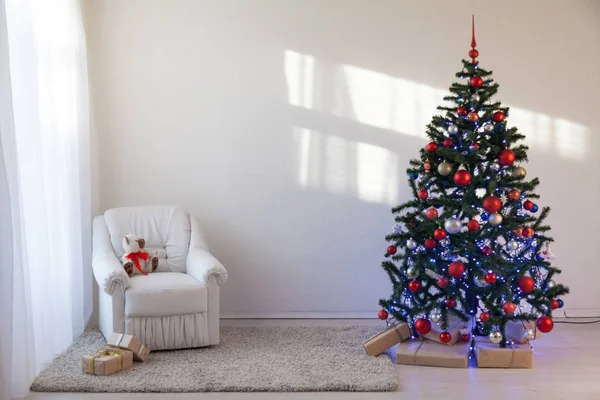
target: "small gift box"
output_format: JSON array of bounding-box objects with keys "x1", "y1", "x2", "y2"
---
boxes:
[
  {"x1": 134, "y1": 344, "x2": 151, "y2": 362},
  {"x1": 474, "y1": 337, "x2": 533, "y2": 368},
  {"x1": 82, "y1": 347, "x2": 133, "y2": 376},
  {"x1": 396, "y1": 339, "x2": 471, "y2": 368},
  {"x1": 504, "y1": 320, "x2": 542, "y2": 344},
  {"x1": 423, "y1": 316, "x2": 472, "y2": 346},
  {"x1": 363, "y1": 323, "x2": 411, "y2": 356}
]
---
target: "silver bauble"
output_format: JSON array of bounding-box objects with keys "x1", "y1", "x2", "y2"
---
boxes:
[
  {"x1": 406, "y1": 239, "x2": 417, "y2": 250},
  {"x1": 406, "y1": 266, "x2": 419, "y2": 278},
  {"x1": 447, "y1": 124, "x2": 459, "y2": 135},
  {"x1": 488, "y1": 212, "x2": 503, "y2": 226},
  {"x1": 438, "y1": 161, "x2": 453, "y2": 176},
  {"x1": 507, "y1": 239, "x2": 518, "y2": 251},
  {"x1": 430, "y1": 311, "x2": 442, "y2": 323},
  {"x1": 513, "y1": 166, "x2": 527, "y2": 178},
  {"x1": 489, "y1": 330, "x2": 503, "y2": 344},
  {"x1": 547, "y1": 280, "x2": 556, "y2": 289},
  {"x1": 471, "y1": 93, "x2": 481, "y2": 103},
  {"x1": 444, "y1": 217, "x2": 462, "y2": 234},
  {"x1": 484, "y1": 123, "x2": 495, "y2": 133},
  {"x1": 523, "y1": 328, "x2": 536, "y2": 341},
  {"x1": 474, "y1": 273, "x2": 490, "y2": 288}
]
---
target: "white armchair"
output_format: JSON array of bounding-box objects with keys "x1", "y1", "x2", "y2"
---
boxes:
[{"x1": 92, "y1": 206, "x2": 227, "y2": 350}]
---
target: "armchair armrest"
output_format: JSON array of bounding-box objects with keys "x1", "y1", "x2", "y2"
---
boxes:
[
  {"x1": 92, "y1": 216, "x2": 130, "y2": 295},
  {"x1": 186, "y1": 248, "x2": 227, "y2": 285}
]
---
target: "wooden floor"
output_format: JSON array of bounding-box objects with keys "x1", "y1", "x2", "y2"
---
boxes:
[{"x1": 25, "y1": 319, "x2": 600, "y2": 400}]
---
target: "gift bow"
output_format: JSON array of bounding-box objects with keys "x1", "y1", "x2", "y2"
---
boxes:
[
  {"x1": 87, "y1": 348, "x2": 122, "y2": 374},
  {"x1": 125, "y1": 251, "x2": 149, "y2": 275}
]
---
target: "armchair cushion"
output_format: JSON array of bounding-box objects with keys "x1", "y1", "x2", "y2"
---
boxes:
[
  {"x1": 125, "y1": 272, "x2": 207, "y2": 317},
  {"x1": 104, "y1": 206, "x2": 190, "y2": 273}
]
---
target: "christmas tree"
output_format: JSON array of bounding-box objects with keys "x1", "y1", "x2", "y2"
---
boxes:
[{"x1": 378, "y1": 18, "x2": 569, "y2": 347}]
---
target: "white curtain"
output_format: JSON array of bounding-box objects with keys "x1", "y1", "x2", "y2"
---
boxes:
[{"x1": 0, "y1": 0, "x2": 92, "y2": 398}]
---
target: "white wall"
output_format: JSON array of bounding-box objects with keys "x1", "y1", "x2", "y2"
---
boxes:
[{"x1": 83, "y1": 0, "x2": 600, "y2": 318}]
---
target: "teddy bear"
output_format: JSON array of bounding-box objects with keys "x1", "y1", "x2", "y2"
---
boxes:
[{"x1": 121, "y1": 234, "x2": 159, "y2": 276}]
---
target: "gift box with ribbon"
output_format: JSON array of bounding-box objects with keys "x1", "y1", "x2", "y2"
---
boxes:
[
  {"x1": 504, "y1": 320, "x2": 542, "y2": 344},
  {"x1": 396, "y1": 339, "x2": 471, "y2": 368},
  {"x1": 82, "y1": 347, "x2": 133, "y2": 376},
  {"x1": 363, "y1": 323, "x2": 411, "y2": 356},
  {"x1": 422, "y1": 316, "x2": 473, "y2": 346},
  {"x1": 474, "y1": 337, "x2": 533, "y2": 368}
]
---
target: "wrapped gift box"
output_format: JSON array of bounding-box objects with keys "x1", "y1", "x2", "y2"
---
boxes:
[
  {"x1": 82, "y1": 347, "x2": 133, "y2": 376},
  {"x1": 396, "y1": 339, "x2": 471, "y2": 368},
  {"x1": 423, "y1": 316, "x2": 472, "y2": 346},
  {"x1": 474, "y1": 337, "x2": 533, "y2": 368},
  {"x1": 107, "y1": 333, "x2": 141, "y2": 354},
  {"x1": 363, "y1": 323, "x2": 411, "y2": 356},
  {"x1": 134, "y1": 344, "x2": 151, "y2": 362},
  {"x1": 504, "y1": 320, "x2": 542, "y2": 344}
]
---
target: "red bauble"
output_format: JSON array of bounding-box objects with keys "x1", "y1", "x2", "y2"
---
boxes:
[
  {"x1": 522, "y1": 226, "x2": 534, "y2": 238},
  {"x1": 457, "y1": 107, "x2": 468, "y2": 116},
  {"x1": 483, "y1": 196, "x2": 502, "y2": 213},
  {"x1": 387, "y1": 245, "x2": 397, "y2": 255},
  {"x1": 518, "y1": 276, "x2": 535, "y2": 293},
  {"x1": 426, "y1": 207, "x2": 438, "y2": 220},
  {"x1": 467, "y1": 219, "x2": 480, "y2": 232},
  {"x1": 426, "y1": 142, "x2": 438, "y2": 153},
  {"x1": 461, "y1": 333, "x2": 471, "y2": 342},
  {"x1": 493, "y1": 111, "x2": 505, "y2": 122},
  {"x1": 378, "y1": 309, "x2": 388, "y2": 320},
  {"x1": 443, "y1": 138, "x2": 454, "y2": 148},
  {"x1": 523, "y1": 200, "x2": 534, "y2": 211},
  {"x1": 448, "y1": 261, "x2": 466, "y2": 278},
  {"x1": 503, "y1": 302, "x2": 517, "y2": 315},
  {"x1": 481, "y1": 246, "x2": 492, "y2": 256},
  {"x1": 408, "y1": 280, "x2": 421, "y2": 292},
  {"x1": 480, "y1": 312, "x2": 490, "y2": 323},
  {"x1": 470, "y1": 76, "x2": 483, "y2": 88},
  {"x1": 440, "y1": 332, "x2": 452, "y2": 343},
  {"x1": 513, "y1": 226, "x2": 523, "y2": 237},
  {"x1": 470, "y1": 142, "x2": 480, "y2": 150},
  {"x1": 418, "y1": 188, "x2": 429, "y2": 200},
  {"x1": 445, "y1": 298, "x2": 456, "y2": 308},
  {"x1": 433, "y1": 228, "x2": 446, "y2": 240},
  {"x1": 437, "y1": 277, "x2": 449, "y2": 289},
  {"x1": 414, "y1": 318, "x2": 432, "y2": 335},
  {"x1": 453, "y1": 170, "x2": 472, "y2": 186},
  {"x1": 551, "y1": 299, "x2": 559, "y2": 310},
  {"x1": 498, "y1": 149, "x2": 515, "y2": 166},
  {"x1": 537, "y1": 316, "x2": 554, "y2": 333},
  {"x1": 424, "y1": 238, "x2": 437, "y2": 251},
  {"x1": 468, "y1": 49, "x2": 479, "y2": 59},
  {"x1": 485, "y1": 272, "x2": 498, "y2": 284},
  {"x1": 467, "y1": 112, "x2": 479, "y2": 122}
]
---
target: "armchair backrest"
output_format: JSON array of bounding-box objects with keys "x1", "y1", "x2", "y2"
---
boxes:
[{"x1": 103, "y1": 206, "x2": 191, "y2": 273}]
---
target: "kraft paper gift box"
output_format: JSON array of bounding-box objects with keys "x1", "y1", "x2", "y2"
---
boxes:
[
  {"x1": 107, "y1": 333, "x2": 146, "y2": 360},
  {"x1": 474, "y1": 337, "x2": 533, "y2": 368},
  {"x1": 134, "y1": 344, "x2": 151, "y2": 362},
  {"x1": 363, "y1": 323, "x2": 411, "y2": 356},
  {"x1": 396, "y1": 339, "x2": 471, "y2": 368},
  {"x1": 82, "y1": 347, "x2": 133, "y2": 376},
  {"x1": 423, "y1": 316, "x2": 472, "y2": 346},
  {"x1": 504, "y1": 320, "x2": 542, "y2": 344}
]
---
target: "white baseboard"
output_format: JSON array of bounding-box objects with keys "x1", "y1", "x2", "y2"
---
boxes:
[
  {"x1": 562, "y1": 309, "x2": 600, "y2": 318},
  {"x1": 221, "y1": 312, "x2": 377, "y2": 319}
]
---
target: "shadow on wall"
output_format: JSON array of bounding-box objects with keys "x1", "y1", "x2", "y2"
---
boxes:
[{"x1": 283, "y1": 49, "x2": 589, "y2": 205}]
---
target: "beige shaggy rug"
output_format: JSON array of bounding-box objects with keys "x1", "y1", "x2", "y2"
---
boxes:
[{"x1": 30, "y1": 326, "x2": 397, "y2": 392}]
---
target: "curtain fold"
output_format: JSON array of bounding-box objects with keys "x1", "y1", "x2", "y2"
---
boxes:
[{"x1": 0, "y1": 0, "x2": 92, "y2": 397}]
